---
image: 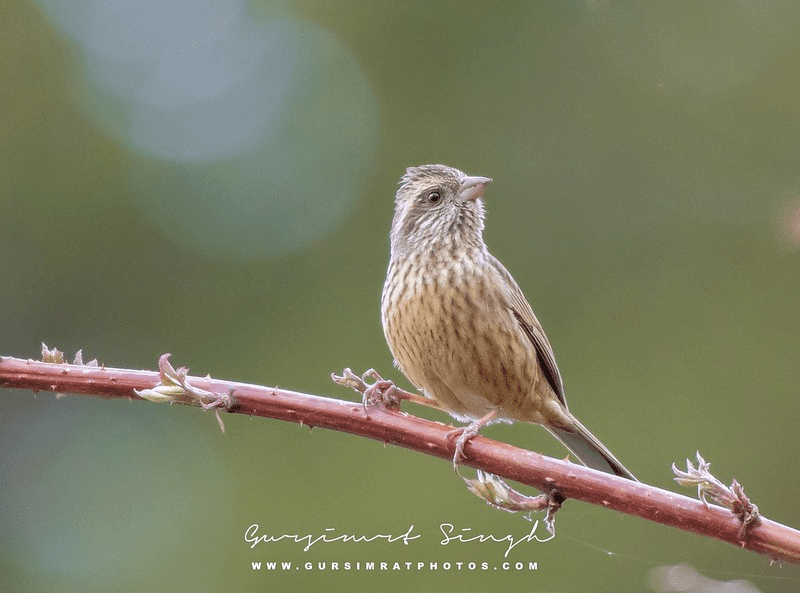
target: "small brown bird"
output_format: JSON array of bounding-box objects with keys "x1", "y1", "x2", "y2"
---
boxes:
[{"x1": 381, "y1": 164, "x2": 635, "y2": 480}]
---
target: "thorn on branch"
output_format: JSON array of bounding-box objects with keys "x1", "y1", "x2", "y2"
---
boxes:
[
  {"x1": 134, "y1": 354, "x2": 233, "y2": 433},
  {"x1": 41, "y1": 343, "x2": 64, "y2": 364},
  {"x1": 673, "y1": 452, "x2": 760, "y2": 538},
  {"x1": 41, "y1": 343, "x2": 99, "y2": 367}
]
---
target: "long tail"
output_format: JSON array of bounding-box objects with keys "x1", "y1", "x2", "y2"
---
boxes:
[{"x1": 547, "y1": 416, "x2": 637, "y2": 481}]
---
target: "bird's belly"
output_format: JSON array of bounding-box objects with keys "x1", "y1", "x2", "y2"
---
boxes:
[{"x1": 384, "y1": 277, "x2": 546, "y2": 423}]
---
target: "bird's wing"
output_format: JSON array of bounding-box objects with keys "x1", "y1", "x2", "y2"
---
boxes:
[{"x1": 488, "y1": 254, "x2": 567, "y2": 407}]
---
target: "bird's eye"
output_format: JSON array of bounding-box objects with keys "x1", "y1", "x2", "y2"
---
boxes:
[{"x1": 427, "y1": 191, "x2": 441, "y2": 204}]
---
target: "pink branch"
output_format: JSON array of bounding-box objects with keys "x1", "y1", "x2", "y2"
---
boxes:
[{"x1": 2, "y1": 353, "x2": 799, "y2": 564}]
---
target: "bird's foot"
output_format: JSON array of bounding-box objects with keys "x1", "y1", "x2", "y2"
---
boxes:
[
  {"x1": 447, "y1": 424, "x2": 481, "y2": 473},
  {"x1": 446, "y1": 411, "x2": 498, "y2": 474}
]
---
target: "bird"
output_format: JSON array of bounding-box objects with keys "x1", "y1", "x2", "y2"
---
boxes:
[{"x1": 380, "y1": 164, "x2": 636, "y2": 480}]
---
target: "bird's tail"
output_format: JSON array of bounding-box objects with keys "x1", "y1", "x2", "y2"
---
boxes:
[{"x1": 547, "y1": 417, "x2": 637, "y2": 481}]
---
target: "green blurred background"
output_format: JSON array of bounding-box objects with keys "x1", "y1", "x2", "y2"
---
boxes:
[{"x1": 3, "y1": 1, "x2": 800, "y2": 591}]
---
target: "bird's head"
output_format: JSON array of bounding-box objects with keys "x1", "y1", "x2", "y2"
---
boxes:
[{"x1": 390, "y1": 164, "x2": 491, "y2": 256}]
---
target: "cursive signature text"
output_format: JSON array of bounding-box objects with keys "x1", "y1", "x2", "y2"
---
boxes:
[
  {"x1": 439, "y1": 521, "x2": 554, "y2": 558},
  {"x1": 244, "y1": 524, "x2": 421, "y2": 552}
]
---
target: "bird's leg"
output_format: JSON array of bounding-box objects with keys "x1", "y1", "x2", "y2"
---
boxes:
[{"x1": 447, "y1": 410, "x2": 498, "y2": 473}]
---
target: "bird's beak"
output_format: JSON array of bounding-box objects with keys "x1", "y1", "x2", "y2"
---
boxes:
[{"x1": 459, "y1": 176, "x2": 492, "y2": 201}]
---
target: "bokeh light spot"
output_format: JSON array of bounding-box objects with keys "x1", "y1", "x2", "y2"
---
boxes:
[{"x1": 34, "y1": 0, "x2": 378, "y2": 260}]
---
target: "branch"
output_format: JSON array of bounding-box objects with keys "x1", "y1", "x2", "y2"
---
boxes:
[{"x1": 1, "y1": 352, "x2": 799, "y2": 565}]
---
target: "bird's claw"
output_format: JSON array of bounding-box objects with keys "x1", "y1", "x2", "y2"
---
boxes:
[
  {"x1": 447, "y1": 424, "x2": 481, "y2": 474},
  {"x1": 444, "y1": 411, "x2": 498, "y2": 473}
]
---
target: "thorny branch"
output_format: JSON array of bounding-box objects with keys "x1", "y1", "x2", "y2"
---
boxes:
[{"x1": 1, "y1": 348, "x2": 799, "y2": 565}]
